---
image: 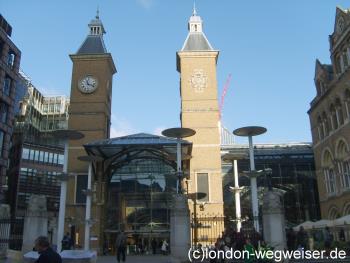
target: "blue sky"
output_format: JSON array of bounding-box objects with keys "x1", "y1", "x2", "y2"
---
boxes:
[{"x1": 2, "y1": 0, "x2": 349, "y2": 143}]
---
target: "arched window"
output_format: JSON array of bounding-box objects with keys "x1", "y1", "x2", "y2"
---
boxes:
[
  {"x1": 335, "y1": 98, "x2": 344, "y2": 126},
  {"x1": 336, "y1": 139, "x2": 350, "y2": 190},
  {"x1": 330, "y1": 104, "x2": 338, "y2": 130},
  {"x1": 345, "y1": 89, "x2": 350, "y2": 119},
  {"x1": 329, "y1": 206, "x2": 340, "y2": 220},
  {"x1": 323, "y1": 150, "x2": 336, "y2": 195},
  {"x1": 317, "y1": 116, "x2": 324, "y2": 140},
  {"x1": 343, "y1": 203, "x2": 350, "y2": 216},
  {"x1": 322, "y1": 112, "x2": 330, "y2": 136}
]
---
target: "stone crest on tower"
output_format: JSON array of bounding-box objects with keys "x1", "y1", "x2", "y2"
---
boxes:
[{"x1": 189, "y1": 69, "x2": 208, "y2": 93}]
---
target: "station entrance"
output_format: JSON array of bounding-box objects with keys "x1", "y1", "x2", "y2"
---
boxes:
[{"x1": 84, "y1": 133, "x2": 192, "y2": 254}]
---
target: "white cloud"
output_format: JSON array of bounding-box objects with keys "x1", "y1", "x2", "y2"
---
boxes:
[
  {"x1": 137, "y1": 0, "x2": 154, "y2": 9},
  {"x1": 153, "y1": 126, "x2": 167, "y2": 136},
  {"x1": 110, "y1": 114, "x2": 138, "y2": 138}
]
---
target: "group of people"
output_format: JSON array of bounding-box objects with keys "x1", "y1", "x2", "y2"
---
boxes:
[
  {"x1": 200, "y1": 227, "x2": 272, "y2": 263},
  {"x1": 114, "y1": 231, "x2": 169, "y2": 262},
  {"x1": 286, "y1": 226, "x2": 338, "y2": 252}
]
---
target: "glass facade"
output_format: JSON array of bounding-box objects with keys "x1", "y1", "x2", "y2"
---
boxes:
[
  {"x1": 17, "y1": 167, "x2": 60, "y2": 215},
  {"x1": 106, "y1": 159, "x2": 176, "y2": 235},
  {"x1": 222, "y1": 144, "x2": 320, "y2": 229}
]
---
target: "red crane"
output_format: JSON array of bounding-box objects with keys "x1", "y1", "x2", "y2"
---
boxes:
[{"x1": 219, "y1": 74, "x2": 232, "y2": 120}]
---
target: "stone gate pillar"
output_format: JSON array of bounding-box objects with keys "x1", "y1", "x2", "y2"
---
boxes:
[
  {"x1": 262, "y1": 190, "x2": 286, "y2": 251},
  {"x1": 22, "y1": 195, "x2": 48, "y2": 252},
  {"x1": 170, "y1": 194, "x2": 190, "y2": 262}
]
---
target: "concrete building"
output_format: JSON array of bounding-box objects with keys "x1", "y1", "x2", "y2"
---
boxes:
[
  {"x1": 0, "y1": 14, "x2": 21, "y2": 202},
  {"x1": 308, "y1": 6, "x2": 350, "y2": 219}
]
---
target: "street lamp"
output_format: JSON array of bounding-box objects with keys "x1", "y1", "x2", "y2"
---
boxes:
[
  {"x1": 222, "y1": 152, "x2": 247, "y2": 232},
  {"x1": 77, "y1": 155, "x2": 103, "y2": 251},
  {"x1": 51, "y1": 129, "x2": 84, "y2": 252},
  {"x1": 161, "y1": 128, "x2": 195, "y2": 194},
  {"x1": 233, "y1": 126, "x2": 266, "y2": 232}
]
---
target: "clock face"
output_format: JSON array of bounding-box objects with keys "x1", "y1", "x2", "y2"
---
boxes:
[{"x1": 78, "y1": 76, "x2": 98, "y2": 94}]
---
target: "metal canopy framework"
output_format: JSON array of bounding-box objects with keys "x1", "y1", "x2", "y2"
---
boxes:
[{"x1": 84, "y1": 133, "x2": 192, "y2": 180}]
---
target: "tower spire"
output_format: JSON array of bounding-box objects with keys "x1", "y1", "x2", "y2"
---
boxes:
[
  {"x1": 193, "y1": 1, "x2": 197, "y2": 16},
  {"x1": 96, "y1": 6, "x2": 100, "y2": 19}
]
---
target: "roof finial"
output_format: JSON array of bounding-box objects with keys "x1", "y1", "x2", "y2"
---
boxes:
[
  {"x1": 96, "y1": 6, "x2": 100, "y2": 19},
  {"x1": 193, "y1": 1, "x2": 197, "y2": 16}
]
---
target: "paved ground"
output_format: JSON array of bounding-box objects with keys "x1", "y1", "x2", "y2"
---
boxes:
[
  {"x1": 97, "y1": 255, "x2": 173, "y2": 263},
  {"x1": 0, "y1": 255, "x2": 175, "y2": 263}
]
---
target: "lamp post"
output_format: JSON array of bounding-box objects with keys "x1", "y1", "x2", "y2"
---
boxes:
[
  {"x1": 51, "y1": 129, "x2": 84, "y2": 252},
  {"x1": 223, "y1": 153, "x2": 247, "y2": 232},
  {"x1": 233, "y1": 126, "x2": 266, "y2": 232},
  {"x1": 161, "y1": 128, "x2": 195, "y2": 194},
  {"x1": 77, "y1": 155, "x2": 103, "y2": 251}
]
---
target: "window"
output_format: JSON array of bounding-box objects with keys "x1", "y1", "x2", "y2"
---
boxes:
[
  {"x1": 22, "y1": 148, "x2": 30, "y2": 160},
  {"x1": 324, "y1": 168, "x2": 336, "y2": 195},
  {"x1": 197, "y1": 173, "x2": 209, "y2": 201},
  {"x1": 49, "y1": 152, "x2": 54, "y2": 164},
  {"x1": 343, "y1": 53, "x2": 349, "y2": 69},
  {"x1": 330, "y1": 105, "x2": 338, "y2": 130},
  {"x1": 3, "y1": 76, "x2": 11, "y2": 96},
  {"x1": 58, "y1": 154, "x2": 64, "y2": 165},
  {"x1": 40, "y1": 151, "x2": 45, "y2": 163},
  {"x1": 0, "y1": 131, "x2": 4, "y2": 157},
  {"x1": 7, "y1": 52, "x2": 15, "y2": 68},
  {"x1": 76, "y1": 174, "x2": 87, "y2": 204},
  {"x1": 0, "y1": 103, "x2": 8, "y2": 124},
  {"x1": 342, "y1": 161, "x2": 350, "y2": 189}
]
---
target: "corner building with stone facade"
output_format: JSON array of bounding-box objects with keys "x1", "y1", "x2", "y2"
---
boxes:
[{"x1": 308, "y1": 7, "x2": 350, "y2": 219}]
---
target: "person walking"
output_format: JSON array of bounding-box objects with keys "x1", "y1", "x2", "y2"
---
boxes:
[
  {"x1": 296, "y1": 226, "x2": 308, "y2": 250},
  {"x1": 161, "y1": 239, "x2": 168, "y2": 255},
  {"x1": 116, "y1": 231, "x2": 127, "y2": 263},
  {"x1": 286, "y1": 227, "x2": 296, "y2": 251},
  {"x1": 151, "y1": 239, "x2": 157, "y2": 254},
  {"x1": 34, "y1": 236, "x2": 62, "y2": 263}
]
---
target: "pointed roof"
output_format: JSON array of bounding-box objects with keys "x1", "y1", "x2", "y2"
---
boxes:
[
  {"x1": 76, "y1": 11, "x2": 107, "y2": 55},
  {"x1": 314, "y1": 59, "x2": 333, "y2": 81},
  {"x1": 181, "y1": 6, "x2": 214, "y2": 51},
  {"x1": 329, "y1": 6, "x2": 350, "y2": 50}
]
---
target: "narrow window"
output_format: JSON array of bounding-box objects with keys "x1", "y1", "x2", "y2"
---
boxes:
[{"x1": 197, "y1": 173, "x2": 209, "y2": 201}]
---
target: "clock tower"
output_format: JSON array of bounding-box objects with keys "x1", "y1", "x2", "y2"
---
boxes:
[
  {"x1": 177, "y1": 7, "x2": 224, "y2": 216},
  {"x1": 65, "y1": 12, "x2": 116, "y2": 250}
]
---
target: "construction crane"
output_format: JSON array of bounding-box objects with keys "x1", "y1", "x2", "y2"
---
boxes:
[{"x1": 219, "y1": 74, "x2": 232, "y2": 120}]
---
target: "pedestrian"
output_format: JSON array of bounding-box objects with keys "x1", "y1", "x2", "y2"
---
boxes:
[
  {"x1": 34, "y1": 236, "x2": 62, "y2": 263},
  {"x1": 116, "y1": 230, "x2": 127, "y2": 263},
  {"x1": 61, "y1": 232, "x2": 72, "y2": 251},
  {"x1": 296, "y1": 226, "x2": 308, "y2": 250},
  {"x1": 151, "y1": 239, "x2": 157, "y2": 254},
  {"x1": 161, "y1": 239, "x2": 168, "y2": 255},
  {"x1": 324, "y1": 226, "x2": 333, "y2": 253},
  {"x1": 286, "y1": 227, "x2": 296, "y2": 251},
  {"x1": 244, "y1": 238, "x2": 256, "y2": 263}
]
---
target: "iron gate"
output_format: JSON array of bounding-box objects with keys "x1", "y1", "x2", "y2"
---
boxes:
[{"x1": 191, "y1": 213, "x2": 225, "y2": 247}]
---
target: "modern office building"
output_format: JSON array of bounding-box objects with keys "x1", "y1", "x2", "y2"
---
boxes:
[
  {"x1": 308, "y1": 6, "x2": 350, "y2": 219},
  {"x1": 6, "y1": 72, "x2": 67, "y2": 248},
  {"x1": 0, "y1": 14, "x2": 21, "y2": 202}
]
